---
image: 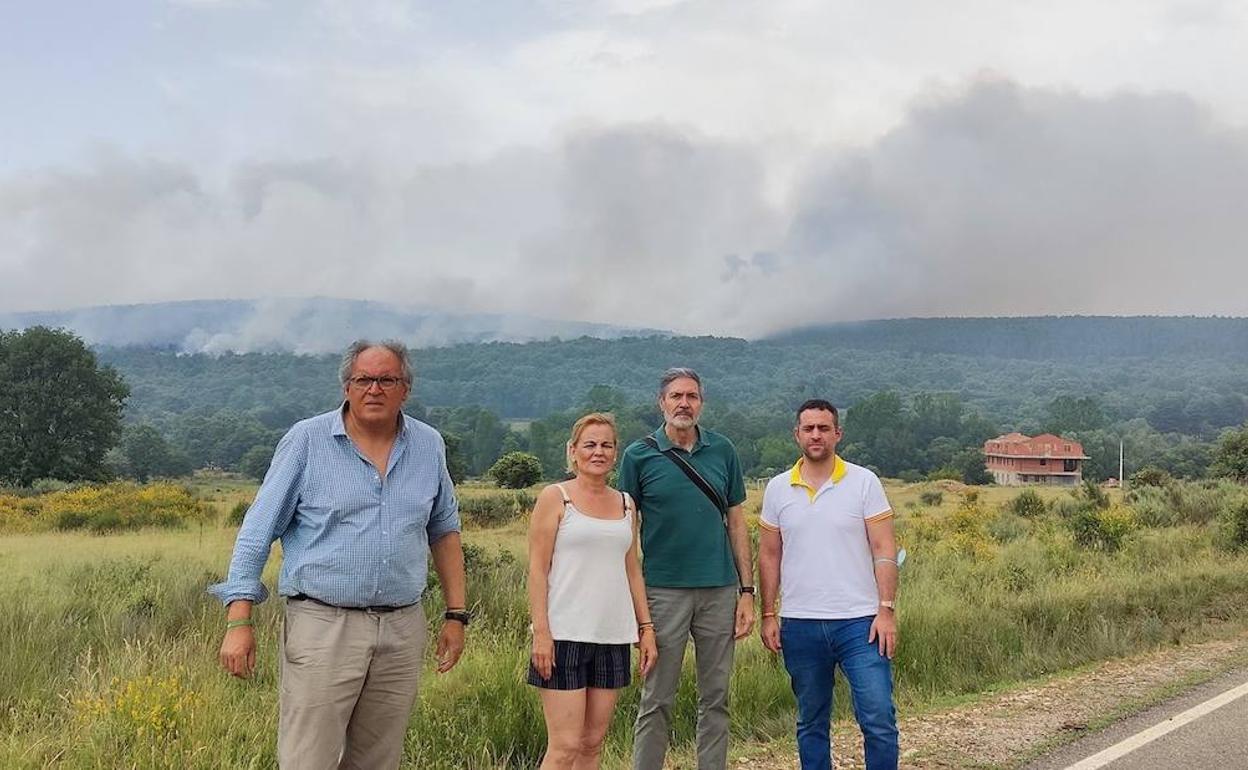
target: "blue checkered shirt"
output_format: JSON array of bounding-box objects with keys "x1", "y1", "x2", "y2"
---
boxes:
[{"x1": 208, "y1": 406, "x2": 460, "y2": 607}]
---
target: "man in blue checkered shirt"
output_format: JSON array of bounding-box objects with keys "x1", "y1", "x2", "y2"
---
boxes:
[{"x1": 209, "y1": 340, "x2": 467, "y2": 769}]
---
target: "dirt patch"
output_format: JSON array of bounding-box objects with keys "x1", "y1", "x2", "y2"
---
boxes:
[{"x1": 730, "y1": 632, "x2": 1248, "y2": 769}]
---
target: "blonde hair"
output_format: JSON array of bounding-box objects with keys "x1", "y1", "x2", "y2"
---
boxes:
[{"x1": 566, "y1": 412, "x2": 619, "y2": 474}]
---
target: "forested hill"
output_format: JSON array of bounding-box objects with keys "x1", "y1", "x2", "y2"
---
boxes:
[
  {"x1": 772, "y1": 316, "x2": 1248, "y2": 360},
  {"x1": 99, "y1": 316, "x2": 1248, "y2": 433}
]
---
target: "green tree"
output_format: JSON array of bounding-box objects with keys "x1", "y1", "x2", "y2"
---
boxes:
[
  {"x1": 121, "y1": 423, "x2": 191, "y2": 482},
  {"x1": 949, "y1": 447, "x2": 992, "y2": 485},
  {"x1": 0, "y1": 327, "x2": 129, "y2": 486},
  {"x1": 489, "y1": 451, "x2": 543, "y2": 489},
  {"x1": 1046, "y1": 396, "x2": 1106, "y2": 434},
  {"x1": 239, "y1": 444, "x2": 275, "y2": 481},
  {"x1": 1129, "y1": 466, "x2": 1172, "y2": 488},
  {"x1": 1210, "y1": 424, "x2": 1248, "y2": 482},
  {"x1": 440, "y1": 432, "x2": 469, "y2": 484}
]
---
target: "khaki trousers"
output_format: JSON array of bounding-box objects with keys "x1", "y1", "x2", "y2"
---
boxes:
[
  {"x1": 278, "y1": 598, "x2": 427, "y2": 770},
  {"x1": 633, "y1": 586, "x2": 737, "y2": 770}
]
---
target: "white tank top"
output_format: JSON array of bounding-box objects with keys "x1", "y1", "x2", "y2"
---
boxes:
[{"x1": 545, "y1": 485, "x2": 639, "y2": 644}]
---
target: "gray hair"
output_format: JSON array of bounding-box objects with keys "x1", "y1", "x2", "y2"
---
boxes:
[
  {"x1": 658, "y1": 367, "x2": 703, "y2": 397},
  {"x1": 339, "y1": 339, "x2": 414, "y2": 386}
]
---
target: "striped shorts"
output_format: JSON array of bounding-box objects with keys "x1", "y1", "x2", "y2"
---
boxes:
[{"x1": 527, "y1": 640, "x2": 632, "y2": 690}]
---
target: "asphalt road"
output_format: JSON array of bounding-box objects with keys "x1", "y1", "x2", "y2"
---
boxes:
[{"x1": 1025, "y1": 667, "x2": 1248, "y2": 770}]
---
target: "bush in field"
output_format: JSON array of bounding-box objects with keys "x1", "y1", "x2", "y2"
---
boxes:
[
  {"x1": 1218, "y1": 499, "x2": 1248, "y2": 552},
  {"x1": 512, "y1": 491, "x2": 536, "y2": 513},
  {"x1": 225, "y1": 501, "x2": 250, "y2": 527},
  {"x1": 0, "y1": 481, "x2": 211, "y2": 534},
  {"x1": 72, "y1": 672, "x2": 202, "y2": 744},
  {"x1": 1127, "y1": 479, "x2": 1240, "y2": 528},
  {"x1": 1129, "y1": 466, "x2": 1173, "y2": 488},
  {"x1": 489, "y1": 452, "x2": 542, "y2": 489},
  {"x1": 1074, "y1": 479, "x2": 1111, "y2": 510},
  {"x1": 1068, "y1": 504, "x2": 1136, "y2": 551},
  {"x1": 1008, "y1": 490, "x2": 1047, "y2": 518},
  {"x1": 940, "y1": 494, "x2": 995, "y2": 560},
  {"x1": 31, "y1": 478, "x2": 70, "y2": 494},
  {"x1": 919, "y1": 490, "x2": 944, "y2": 507},
  {"x1": 459, "y1": 493, "x2": 531, "y2": 528},
  {"x1": 987, "y1": 511, "x2": 1027, "y2": 544}
]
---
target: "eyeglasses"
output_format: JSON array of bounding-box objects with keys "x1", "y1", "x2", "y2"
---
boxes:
[{"x1": 348, "y1": 376, "x2": 405, "y2": 391}]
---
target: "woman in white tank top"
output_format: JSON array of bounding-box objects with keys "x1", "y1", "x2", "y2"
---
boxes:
[{"x1": 527, "y1": 412, "x2": 657, "y2": 770}]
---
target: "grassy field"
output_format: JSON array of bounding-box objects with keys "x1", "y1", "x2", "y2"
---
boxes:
[{"x1": 2, "y1": 475, "x2": 1248, "y2": 768}]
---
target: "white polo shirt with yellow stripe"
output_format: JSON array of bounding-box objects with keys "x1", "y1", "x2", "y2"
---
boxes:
[{"x1": 759, "y1": 456, "x2": 893, "y2": 620}]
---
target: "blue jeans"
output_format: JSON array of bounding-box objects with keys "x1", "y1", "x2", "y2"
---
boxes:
[{"x1": 781, "y1": 616, "x2": 899, "y2": 770}]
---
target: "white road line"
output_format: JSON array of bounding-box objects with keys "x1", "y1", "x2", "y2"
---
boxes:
[{"x1": 1063, "y1": 679, "x2": 1248, "y2": 770}]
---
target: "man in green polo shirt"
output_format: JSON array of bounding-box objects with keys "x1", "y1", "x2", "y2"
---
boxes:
[{"x1": 619, "y1": 367, "x2": 755, "y2": 770}]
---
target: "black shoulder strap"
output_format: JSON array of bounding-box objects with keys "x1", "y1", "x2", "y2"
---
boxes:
[
  {"x1": 642, "y1": 435, "x2": 741, "y2": 589},
  {"x1": 642, "y1": 435, "x2": 728, "y2": 523}
]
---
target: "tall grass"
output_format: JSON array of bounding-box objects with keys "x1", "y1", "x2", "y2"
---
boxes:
[{"x1": 3, "y1": 481, "x2": 1248, "y2": 767}]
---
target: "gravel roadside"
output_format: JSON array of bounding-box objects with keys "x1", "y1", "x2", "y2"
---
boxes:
[{"x1": 720, "y1": 631, "x2": 1248, "y2": 769}]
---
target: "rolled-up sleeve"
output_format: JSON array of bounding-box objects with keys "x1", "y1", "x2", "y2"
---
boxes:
[
  {"x1": 207, "y1": 425, "x2": 307, "y2": 605},
  {"x1": 426, "y1": 436, "x2": 460, "y2": 543}
]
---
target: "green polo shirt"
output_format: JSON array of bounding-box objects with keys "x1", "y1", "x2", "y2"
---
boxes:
[{"x1": 618, "y1": 425, "x2": 747, "y2": 588}]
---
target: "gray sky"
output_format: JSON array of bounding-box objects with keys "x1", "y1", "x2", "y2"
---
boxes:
[{"x1": 3, "y1": 0, "x2": 1247, "y2": 336}]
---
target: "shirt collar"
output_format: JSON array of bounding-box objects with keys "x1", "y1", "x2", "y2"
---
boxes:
[
  {"x1": 334, "y1": 401, "x2": 407, "y2": 440},
  {"x1": 652, "y1": 424, "x2": 708, "y2": 452},
  {"x1": 789, "y1": 455, "x2": 847, "y2": 494}
]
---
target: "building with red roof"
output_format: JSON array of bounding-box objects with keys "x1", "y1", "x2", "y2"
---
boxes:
[{"x1": 983, "y1": 432, "x2": 1090, "y2": 486}]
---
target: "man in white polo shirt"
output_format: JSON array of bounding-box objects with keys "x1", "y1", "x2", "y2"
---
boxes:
[{"x1": 758, "y1": 398, "x2": 900, "y2": 770}]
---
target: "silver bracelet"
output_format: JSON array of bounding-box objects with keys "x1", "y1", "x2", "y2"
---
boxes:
[{"x1": 873, "y1": 557, "x2": 898, "y2": 566}]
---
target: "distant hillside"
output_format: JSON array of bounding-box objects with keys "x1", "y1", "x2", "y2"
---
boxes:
[
  {"x1": 0, "y1": 298, "x2": 665, "y2": 352},
  {"x1": 101, "y1": 315, "x2": 1248, "y2": 435},
  {"x1": 772, "y1": 316, "x2": 1248, "y2": 360}
]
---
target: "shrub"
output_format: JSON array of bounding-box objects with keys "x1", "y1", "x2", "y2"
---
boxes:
[
  {"x1": 1068, "y1": 504, "x2": 1136, "y2": 551},
  {"x1": 87, "y1": 511, "x2": 124, "y2": 534},
  {"x1": 56, "y1": 509, "x2": 93, "y2": 530},
  {"x1": 1008, "y1": 490, "x2": 1047, "y2": 518},
  {"x1": 460, "y1": 495, "x2": 527, "y2": 528},
  {"x1": 1129, "y1": 466, "x2": 1173, "y2": 488},
  {"x1": 511, "y1": 491, "x2": 536, "y2": 513},
  {"x1": 1217, "y1": 500, "x2": 1248, "y2": 552},
  {"x1": 489, "y1": 453, "x2": 543, "y2": 489},
  {"x1": 987, "y1": 512, "x2": 1027, "y2": 544},
  {"x1": 72, "y1": 672, "x2": 202, "y2": 742},
  {"x1": 926, "y1": 466, "x2": 962, "y2": 482},
  {"x1": 225, "y1": 501, "x2": 250, "y2": 527},
  {"x1": 919, "y1": 491, "x2": 943, "y2": 507},
  {"x1": 3, "y1": 482, "x2": 211, "y2": 534},
  {"x1": 31, "y1": 478, "x2": 70, "y2": 494},
  {"x1": 1074, "y1": 479, "x2": 1111, "y2": 510},
  {"x1": 941, "y1": 495, "x2": 995, "y2": 560},
  {"x1": 1127, "y1": 486, "x2": 1177, "y2": 528},
  {"x1": 1127, "y1": 479, "x2": 1240, "y2": 528}
]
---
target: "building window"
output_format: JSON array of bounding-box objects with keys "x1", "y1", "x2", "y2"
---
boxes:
[
  {"x1": 1039, "y1": 458, "x2": 1047, "y2": 466},
  {"x1": 1064, "y1": 459, "x2": 1078, "y2": 472}
]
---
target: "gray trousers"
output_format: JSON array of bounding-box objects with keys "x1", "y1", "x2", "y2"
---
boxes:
[
  {"x1": 278, "y1": 598, "x2": 427, "y2": 770},
  {"x1": 633, "y1": 585, "x2": 737, "y2": 770}
]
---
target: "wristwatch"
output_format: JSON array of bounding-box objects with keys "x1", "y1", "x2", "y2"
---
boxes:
[
  {"x1": 739, "y1": 586, "x2": 756, "y2": 596},
  {"x1": 444, "y1": 610, "x2": 471, "y2": 626},
  {"x1": 878, "y1": 600, "x2": 896, "y2": 610}
]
